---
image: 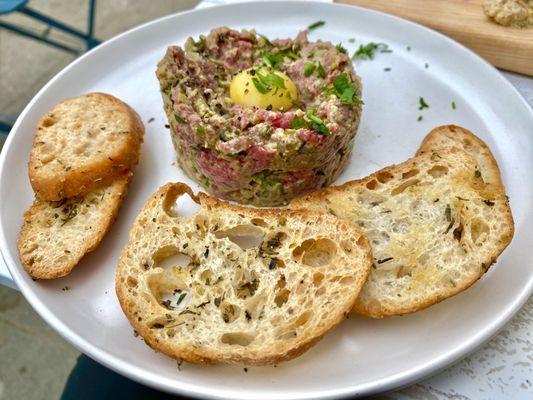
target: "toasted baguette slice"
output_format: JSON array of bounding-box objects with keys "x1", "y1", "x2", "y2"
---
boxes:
[
  {"x1": 291, "y1": 146, "x2": 514, "y2": 318},
  {"x1": 116, "y1": 183, "x2": 372, "y2": 365},
  {"x1": 417, "y1": 125, "x2": 504, "y2": 188},
  {"x1": 18, "y1": 174, "x2": 132, "y2": 279},
  {"x1": 29, "y1": 93, "x2": 144, "y2": 200}
]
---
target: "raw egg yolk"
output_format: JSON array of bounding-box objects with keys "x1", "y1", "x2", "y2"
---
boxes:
[{"x1": 230, "y1": 67, "x2": 298, "y2": 111}]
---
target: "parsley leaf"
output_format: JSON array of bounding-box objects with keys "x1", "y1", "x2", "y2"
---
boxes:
[
  {"x1": 352, "y1": 42, "x2": 391, "y2": 60},
  {"x1": 259, "y1": 71, "x2": 286, "y2": 90},
  {"x1": 290, "y1": 116, "x2": 308, "y2": 129},
  {"x1": 251, "y1": 69, "x2": 286, "y2": 94},
  {"x1": 336, "y1": 43, "x2": 347, "y2": 54},
  {"x1": 328, "y1": 72, "x2": 363, "y2": 105},
  {"x1": 308, "y1": 21, "x2": 325, "y2": 31},
  {"x1": 262, "y1": 52, "x2": 283, "y2": 68},
  {"x1": 418, "y1": 97, "x2": 429, "y2": 110},
  {"x1": 306, "y1": 109, "x2": 331, "y2": 137},
  {"x1": 252, "y1": 77, "x2": 270, "y2": 94},
  {"x1": 303, "y1": 62, "x2": 316, "y2": 77},
  {"x1": 316, "y1": 62, "x2": 327, "y2": 78},
  {"x1": 258, "y1": 33, "x2": 273, "y2": 46},
  {"x1": 279, "y1": 48, "x2": 299, "y2": 60}
]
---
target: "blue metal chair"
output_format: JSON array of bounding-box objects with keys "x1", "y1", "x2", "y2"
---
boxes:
[{"x1": 0, "y1": 0, "x2": 101, "y2": 134}]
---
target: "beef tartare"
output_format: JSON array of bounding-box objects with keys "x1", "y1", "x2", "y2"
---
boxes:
[{"x1": 156, "y1": 27, "x2": 362, "y2": 206}]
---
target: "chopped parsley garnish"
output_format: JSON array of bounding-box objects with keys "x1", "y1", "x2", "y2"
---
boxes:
[
  {"x1": 384, "y1": 67, "x2": 391, "y2": 71},
  {"x1": 424, "y1": 62, "x2": 429, "y2": 69},
  {"x1": 327, "y1": 72, "x2": 363, "y2": 105},
  {"x1": 306, "y1": 109, "x2": 332, "y2": 137},
  {"x1": 196, "y1": 124, "x2": 206, "y2": 135},
  {"x1": 261, "y1": 71, "x2": 286, "y2": 89},
  {"x1": 407, "y1": 46, "x2": 411, "y2": 51},
  {"x1": 280, "y1": 48, "x2": 300, "y2": 60},
  {"x1": 451, "y1": 101, "x2": 457, "y2": 110},
  {"x1": 258, "y1": 33, "x2": 273, "y2": 46},
  {"x1": 336, "y1": 43, "x2": 347, "y2": 54},
  {"x1": 307, "y1": 20, "x2": 325, "y2": 31},
  {"x1": 348, "y1": 38, "x2": 356, "y2": 43},
  {"x1": 417, "y1": 115, "x2": 423, "y2": 122},
  {"x1": 316, "y1": 62, "x2": 327, "y2": 78},
  {"x1": 303, "y1": 62, "x2": 316, "y2": 77},
  {"x1": 262, "y1": 52, "x2": 283, "y2": 68},
  {"x1": 353, "y1": 42, "x2": 391, "y2": 60},
  {"x1": 62, "y1": 286, "x2": 70, "y2": 291},
  {"x1": 175, "y1": 115, "x2": 186, "y2": 124},
  {"x1": 251, "y1": 69, "x2": 286, "y2": 94},
  {"x1": 418, "y1": 97, "x2": 429, "y2": 110},
  {"x1": 290, "y1": 116, "x2": 307, "y2": 129},
  {"x1": 252, "y1": 77, "x2": 270, "y2": 94}
]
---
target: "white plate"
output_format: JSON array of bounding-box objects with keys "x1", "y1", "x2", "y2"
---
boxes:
[{"x1": 1, "y1": 2, "x2": 532, "y2": 399}]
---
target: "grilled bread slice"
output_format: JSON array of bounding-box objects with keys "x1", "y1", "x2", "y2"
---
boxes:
[
  {"x1": 116, "y1": 183, "x2": 372, "y2": 365},
  {"x1": 290, "y1": 144, "x2": 514, "y2": 318},
  {"x1": 18, "y1": 174, "x2": 132, "y2": 279},
  {"x1": 417, "y1": 125, "x2": 504, "y2": 188},
  {"x1": 29, "y1": 93, "x2": 144, "y2": 201}
]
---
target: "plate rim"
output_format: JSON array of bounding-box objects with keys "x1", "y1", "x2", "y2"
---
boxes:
[{"x1": 1, "y1": 1, "x2": 532, "y2": 399}]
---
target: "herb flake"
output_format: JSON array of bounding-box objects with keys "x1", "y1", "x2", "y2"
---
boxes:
[
  {"x1": 327, "y1": 72, "x2": 363, "y2": 105},
  {"x1": 307, "y1": 20, "x2": 325, "y2": 31},
  {"x1": 290, "y1": 116, "x2": 307, "y2": 130},
  {"x1": 418, "y1": 97, "x2": 429, "y2": 110},
  {"x1": 353, "y1": 42, "x2": 391, "y2": 60},
  {"x1": 306, "y1": 109, "x2": 332, "y2": 137},
  {"x1": 303, "y1": 62, "x2": 316, "y2": 77}
]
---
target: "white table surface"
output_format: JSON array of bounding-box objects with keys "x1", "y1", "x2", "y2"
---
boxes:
[{"x1": 1, "y1": 1, "x2": 532, "y2": 398}]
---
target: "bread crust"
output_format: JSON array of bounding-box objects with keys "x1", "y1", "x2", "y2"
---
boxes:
[
  {"x1": 28, "y1": 93, "x2": 144, "y2": 201},
  {"x1": 291, "y1": 128, "x2": 514, "y2": 318},
  {"x1": 116, "y1": 183, "x2": 372, "y2": 365},
  {"x1": 18, "y1": 174, "x2": 132, "y2": 279},
  {"x1": 417, "y1": 125, "x2": 505, "y2": 189}
]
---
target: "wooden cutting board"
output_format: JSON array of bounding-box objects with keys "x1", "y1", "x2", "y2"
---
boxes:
[{"x1": 336, "y1": 0, "x2": 533, "y2": 76}]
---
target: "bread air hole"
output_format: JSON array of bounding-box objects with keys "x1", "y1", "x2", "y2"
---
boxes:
[
  {"x1": 220, "y1": 302, "x2": 240, "y2": 323},
  {"x1": 42, "y1": 115, "x2": 57, "y2": 127},
  {"x1": 341, "y1": 240, "x2": 353, "y2": 254},
  {"x1": 163, "y1": 188, "x2": 200, "y2": 218},
  {"x1": 391, "y1": 179, "x2": 420, "y2": 195},
  {"x1": 215, "y1": 224, "x2": 264, "y2": 250},
  {"x1": 292, "y1": 238, "x2": 337, "y2": 267},
  {"x1": 376, "y1": 171, "x2": 394, "y2": 183},
  {"x1": 261, "y1": 231, "x2": 287, "y2": 254},
  {"x1": 220, "y1": 332, "x2": 255, "y2": 346},
  {"x1": 251, "y1": 218, "x2": 268, "y2": 227},
  {"x1": 427, "y1": 165, "x2": 448, "y2": 178},
  {"x1": 235, "y1": 276, "x2": 260, "y2": 299},
  {"x1": 153, "y1": 246, "x2": 192, "y2": 271},
  {"x1": 470, "y1": 218, "x2": 490, "y2": 245},
  {"x1": 147, "y1": 273, "x2": 190, "y2": 310},
  {"x1": 366, "y1": 179, "x2": 378, "y2": 190},
  {"x1": 313, "y1": 272, "x2": 324, "y2": 285},
  {"x1": 275, "y1": 289, "x2": 290, "y2": 307},
  {"x1": 147, "y1": 318, "x2": 168, "y2": 329},
  {"x1": 402, "y1": 168, "x2": 419, "y2": 179}
]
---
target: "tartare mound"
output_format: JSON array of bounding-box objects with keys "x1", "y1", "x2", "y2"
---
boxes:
[{"x1": 157, "y1": 27, "x2": 362, "y2": 206}]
